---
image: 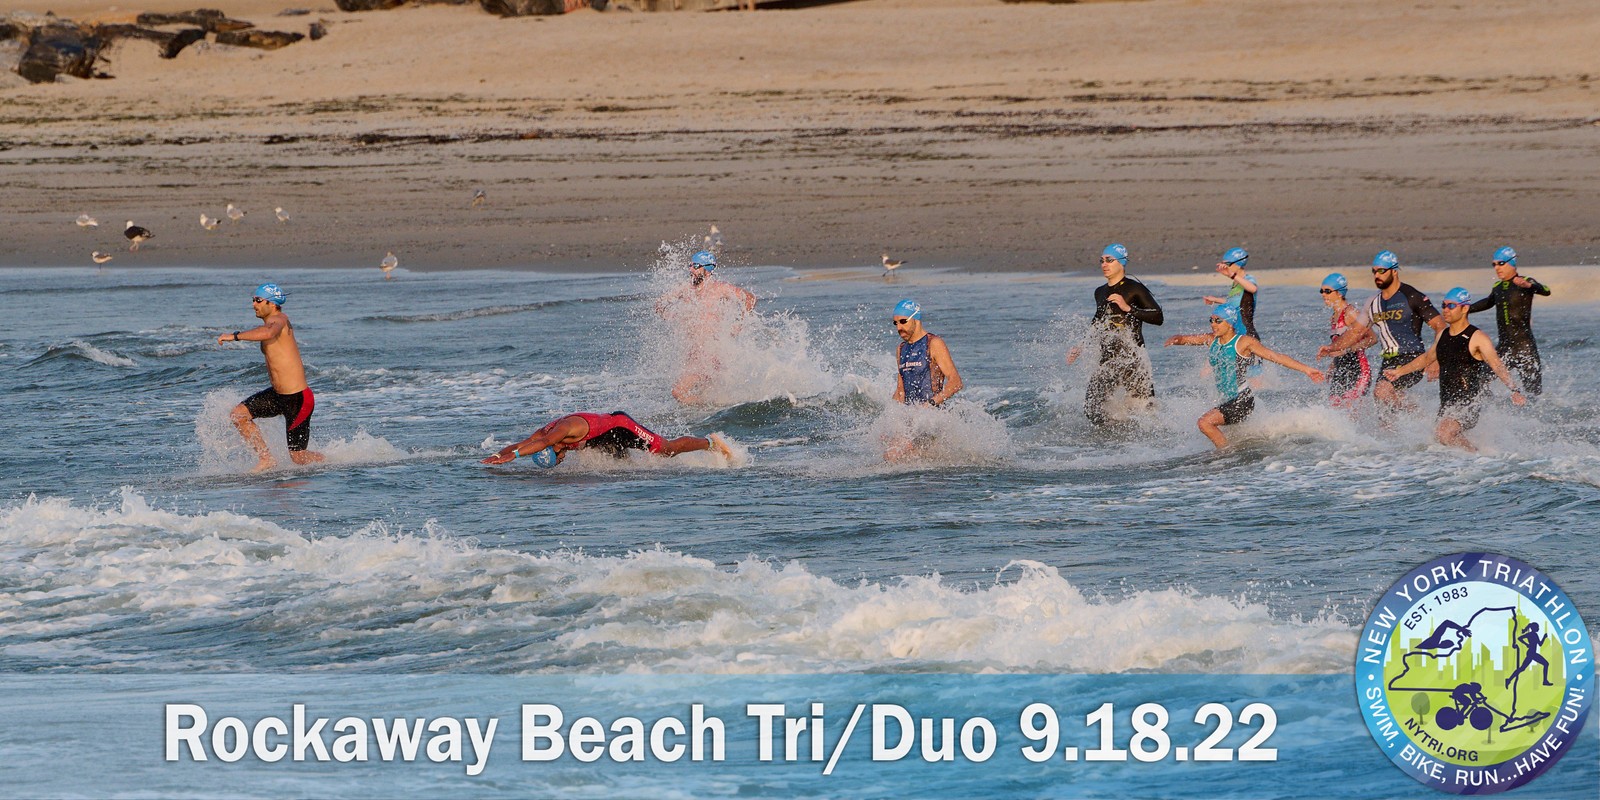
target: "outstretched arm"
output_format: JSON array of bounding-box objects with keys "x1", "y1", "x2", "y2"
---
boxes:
[
  {"x1": 1383, "y1": 338, "x2": 1440, "y2": 381},
  {"x1": 1240, "y1": 337, "x2": 1324, "y2": 382},
  {"x1": 1164, "y1": 333, "x2": 1214, "y2": 347},
  {"x1": 481, "y1": 416, "x2": 587, "y2": 464},
  {"x1": 217, "y1": 315, "x2": 286, "y2": 344}
]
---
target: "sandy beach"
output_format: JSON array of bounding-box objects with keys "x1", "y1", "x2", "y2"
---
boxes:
[{"x1": 3, "y1": 0, "x2": 1598, "y2": 272}]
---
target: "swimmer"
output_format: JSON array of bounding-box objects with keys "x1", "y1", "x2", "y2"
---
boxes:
[
  {"x1": 891, "y1": 299, "x2": 962, "y2": 407},
  {"x1": 1317, "y1": 273, "x2": 1377, "y2": 409},
  {"x1": 658, "y1": 250, "x2": 758, "y2": 404},
  {"x1": 1318, "y1": 251, "x2": 1445, "y2": 425},
  {"x1": 1067, "y1": 244, "x2": 1164, "y2": 426},
  {"x1": 1384, "y1": 287, "x2": 1526, "y2": 451},
  {"x1": 1202, "y1": 247, "x2": 1260, "y2": 340},
  {"x1": 1468, "y1": 246, "x2": 1551, "y2": 397},
  {"x1": 215, "y1": 283, "x2": 325, "y2": 472},
  {"x1": 481, "y1": 411, "x2": 730, "y2": 467},
  {"x1": 1164, "y1": 305, "x2": 1324, "y2": 449}
]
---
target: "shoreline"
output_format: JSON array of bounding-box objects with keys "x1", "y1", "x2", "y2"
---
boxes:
[{"x1": 4, "y1": 0, "x2": 1598, "y2": 272}]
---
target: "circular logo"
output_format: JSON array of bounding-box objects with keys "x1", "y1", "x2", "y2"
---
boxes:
[{"x1": 1357, "y1": 553, "x2": 1592, "y2": 793}]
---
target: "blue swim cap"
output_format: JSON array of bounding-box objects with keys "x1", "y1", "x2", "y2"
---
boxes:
[
  {"x1": 892, "y1": 299, "x2": 921, "y2": 320},
  {"x1": 1101, "y1": 243, "x2": 1128, "y2": 266},
  {"x1": 1372, "y1": 250, "x2": 1400, "y2": 270},
  {"x1": 1444, "y1": 287, "x2": 1472, "y2": 306},
  {"x1": 528, "y1": 446, "x2": 559, "y2": 469},
  {"x1": 1211, "y1": 304, "x2": 1242, "y2": 330},
  {"x1": 1320, "y1": 272, "x2": 1349, "y2": 295},
  {"x1": 690, "y1": 250, "x2": 717, "y2": 270},
  {"x1": 1492, "y1": 246, "x2": 1517, "y2": 266},
  {"x1": 253, "y1": 283, "x2": 286, "y2": 306},
  {"x1": 1221, "y1": 247, "x2": 1248, "y2": 267}
]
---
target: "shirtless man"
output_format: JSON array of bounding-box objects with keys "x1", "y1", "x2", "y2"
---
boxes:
[
  {"x1": 480, "y1": 411, "x2": 729, "y2": 468},
  {"x1": 216, "y1": 283, "x2": 324, "y2": 471},
  {"x1": 659, "y1": 250, "x2": 758, "y2": 403}
]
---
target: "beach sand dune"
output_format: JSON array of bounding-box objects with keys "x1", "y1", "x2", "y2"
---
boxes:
[{"x1": 3, "y1": 0, "x2": 1598, "y2": 271}]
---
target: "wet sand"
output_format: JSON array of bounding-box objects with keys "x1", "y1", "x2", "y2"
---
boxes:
[{"x1": 3, "y1": 0, "x2": 1598, "y2": 272}]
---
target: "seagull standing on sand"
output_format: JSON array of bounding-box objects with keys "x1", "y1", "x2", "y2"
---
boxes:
[
  {"x1": 226, "y1": 204, "x2": 245, "y2": 223},
  {"x1": 275, "y1": 206, "x2": 290, "y2": 223},
  {"x1": 200, "y1": 213, "x2": 219, "y2": 230},
  {"x1": 76, "y1": 214, "x2": 99, "y2": 228},
  {"x1": 124, "y1": 221, "x2": 152, "y2": 251},
  {"x1": 91, "y1": 251, "x2": 113, "y2": 264},
  {"x1": 882, "y1": 254, "x2": 907, "y2": 277},
  {"x1": 472, "y1": 189, "x2": 486, "y2": 208},
  {"x1": 381, "y1": 252, "x2": 399, "y2": 279}
]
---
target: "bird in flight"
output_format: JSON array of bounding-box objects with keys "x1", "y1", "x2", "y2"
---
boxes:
[
  {"x1": 124, "y1": 221, "x2": 153, "y2": 251},
  {"x1": 882, "y1": 254, "x2": 907, "y2": 277},
  {"x1": 76, "y1": 214, "x2": 99, "y2": 227},
  {"x1": 381, "y1": 252, "x2": 399, "y2": 279}
]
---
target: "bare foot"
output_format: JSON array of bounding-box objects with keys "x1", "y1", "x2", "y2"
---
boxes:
[
  {"x1": 250, "y1": 458, "x2": 277, "y2": 473},
  {"x1": 289, "y1": 450, "x2": 326, "y2": 466}
]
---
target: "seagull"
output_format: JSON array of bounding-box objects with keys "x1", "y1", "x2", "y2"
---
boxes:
[
  {"x1": 91, "y1": 251, "x2": 113, "y2": 264},
  {"x1": 200, "y1": 213, "x2": 219, "y2": 230},
  {"x1": 226, "y1": 203, "x2": 245, "y2": 222},
  {"x1": 471, "y1": 189, "x2": 486, "y2": 208},
  {"x1": 705, "y1": 224, "x2": 724, "y2": 250},
  {"x1": 275, "y1": 206, "x2": 289, "y2": 223},
  {"x1": 124, "y1": 221, "x2": 152, "y2": 251},
  {"x1": 380, "y1": 252, "x2": 398, "y2": 279},
  {"x1": 76, "y1": 214, "x2": 99, "y2": 228},
  {"x1": 882, "y1": 254, "x2": 906, "y2": 276}
]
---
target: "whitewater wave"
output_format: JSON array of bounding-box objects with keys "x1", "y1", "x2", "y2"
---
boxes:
[{"x1": 0, "y1": 491, "x2": 1357, "y2": 675}]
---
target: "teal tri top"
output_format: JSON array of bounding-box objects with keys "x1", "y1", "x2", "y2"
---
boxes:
[{"x1": 1209, "y1": 333, "x2": 1248, "y2": 401}]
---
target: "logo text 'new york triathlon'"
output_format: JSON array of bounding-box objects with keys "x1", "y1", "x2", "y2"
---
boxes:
[{"x1": 1357, "y1": 553, "x2": 1591, "y2": 794}]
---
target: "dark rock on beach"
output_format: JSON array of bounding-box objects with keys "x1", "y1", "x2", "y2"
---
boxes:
[
  {"x1": 17, "y1": 23, "x2": 107, "y2": 83},
  {"x1": 480, "y1": 0, "x2": 583, "y2": 16},
  {"x1": 136, "y1": 9, "x2": 254, "y2": 33},
  {"x1": 215, "y1": 29, "x2": 307, "y2": 50},
  {"x1": 97, "y1": 24, "x2": 208, "y2": 59},
  {"x1": 334, "y1": 0, "x2": 409, "y2": 11}
]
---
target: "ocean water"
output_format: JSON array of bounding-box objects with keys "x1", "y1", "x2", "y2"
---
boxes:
[{"x1": 1, "y1": 257, "x2": 1595, "y2": 796}]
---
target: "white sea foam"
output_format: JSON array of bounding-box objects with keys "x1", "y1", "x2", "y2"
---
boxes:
[
  {"x1": 193, "y1": 389, "x2": 447, "y2": 475},
  {"x1": 630, "y1": 240, "x2": 837, "y2": 408},
  {"x1": 0, "y1": 491, "x2": 1357, "y2": 675}
]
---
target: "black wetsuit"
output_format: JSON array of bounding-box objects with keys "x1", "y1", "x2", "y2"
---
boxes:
[
  {"x1": 1084, "y1": 277, "x2": 1163, "y2": 425},
  {"x1": 1437, "y1": 324, "x2": 1488, "y2": 429},
  {"x1": 1469, "y1": 277, "x2": 1549, "y2": 396}
]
